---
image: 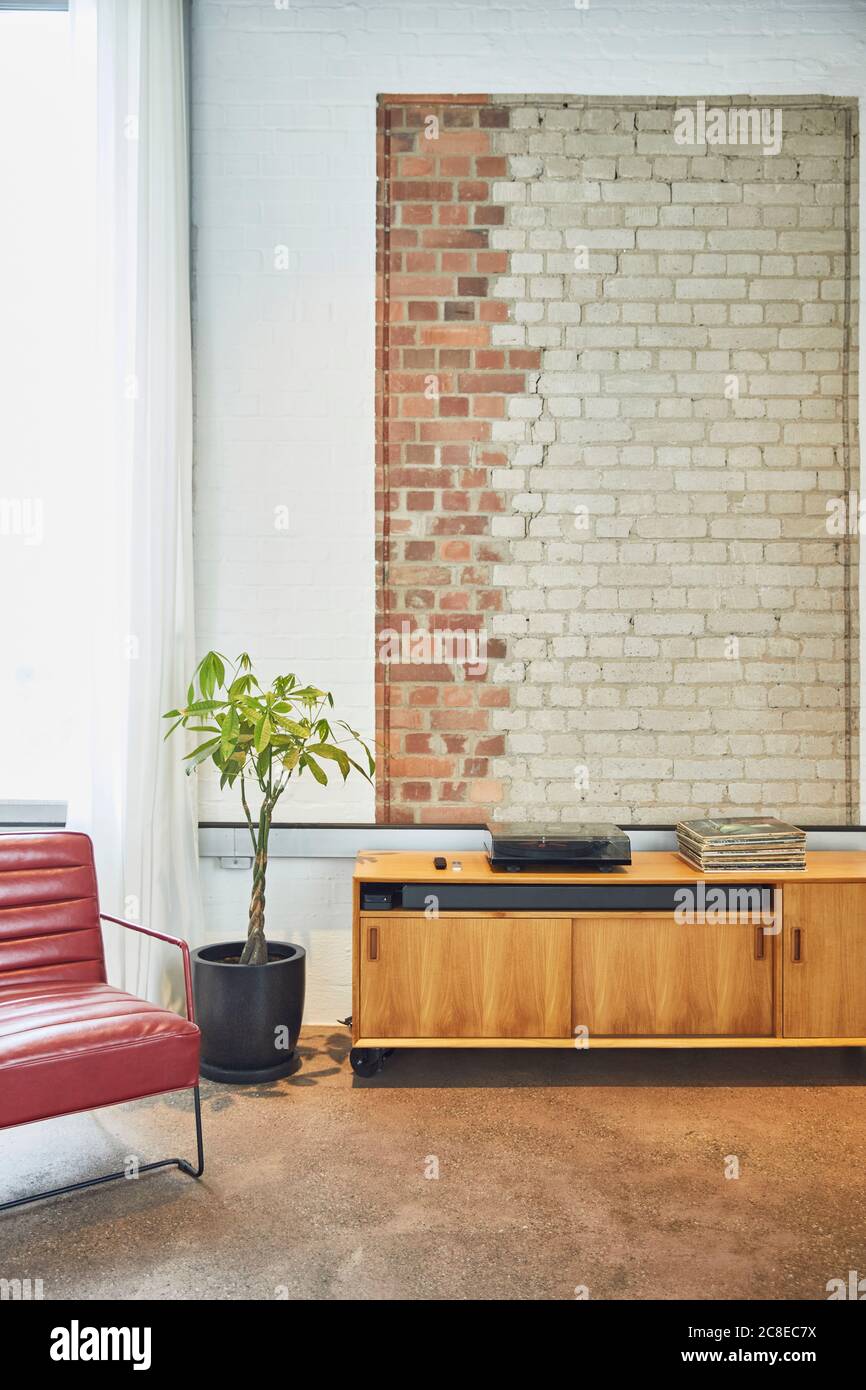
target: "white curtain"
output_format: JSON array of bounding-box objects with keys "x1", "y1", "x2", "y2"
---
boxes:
[{"x1": 66, "y1": 0, "x2": 203, "y2": 1011}]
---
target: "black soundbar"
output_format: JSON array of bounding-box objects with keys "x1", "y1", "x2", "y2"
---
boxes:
[{"x1": 361, "y1": 882, "x2": 775, "y2": 913}]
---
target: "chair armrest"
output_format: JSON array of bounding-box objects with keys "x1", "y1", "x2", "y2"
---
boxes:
[{"x1": 100, "y1": 914, "x2": 196, "y2": 1024}]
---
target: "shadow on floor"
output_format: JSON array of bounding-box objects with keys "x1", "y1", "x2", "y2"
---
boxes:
[
  {"x1": 132, "y1": 1034, "x2": 866, "y2": 1117},
  {"x1": 344, "y1": 1040, "x2": 866, "y2": 1090}
]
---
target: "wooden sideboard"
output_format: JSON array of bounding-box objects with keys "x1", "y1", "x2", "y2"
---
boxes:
[{"x1": 349, "y1": 850, "x2": 866, "y2": 1075}]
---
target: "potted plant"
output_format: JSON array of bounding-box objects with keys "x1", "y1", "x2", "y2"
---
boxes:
[{"x1": 165, "y1": 651, "x2": 374, "y2": 1083}]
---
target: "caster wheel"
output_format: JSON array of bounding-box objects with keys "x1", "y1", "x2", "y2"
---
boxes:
[{"x1": 350, "y1": 1047, "x2": 386, "y2": 1078}]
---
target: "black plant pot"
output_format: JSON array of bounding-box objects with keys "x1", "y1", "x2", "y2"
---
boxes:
[{"x1": 191, "y1": 941, "x2": 306, "y2": 1084}]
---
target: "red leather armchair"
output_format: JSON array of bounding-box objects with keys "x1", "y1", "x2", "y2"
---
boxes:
[{"x1": 0, "y1": 832, "x2": 204, "y2": 1211}]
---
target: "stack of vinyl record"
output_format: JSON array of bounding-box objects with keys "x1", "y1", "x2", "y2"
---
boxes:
[{"x1": 677, "y1": 817, "x2": 806, "y2": 872}]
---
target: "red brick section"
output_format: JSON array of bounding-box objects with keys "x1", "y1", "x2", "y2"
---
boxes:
[{"x1": 375, "y1": 96, "x2": 538, "y2": 823}]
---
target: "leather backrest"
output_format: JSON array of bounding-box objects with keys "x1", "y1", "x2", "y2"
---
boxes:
[{"x1": 0, "y1": 832, "x2": 106, "y2": 986}]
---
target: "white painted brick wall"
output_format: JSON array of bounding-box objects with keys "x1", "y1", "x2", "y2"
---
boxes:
[
  {"x1": 486, "y1": 95, "x2": 857, "y2": 825},
  {"x1": 192, "y1": 0, "x2": 865, "y2": 1019}
]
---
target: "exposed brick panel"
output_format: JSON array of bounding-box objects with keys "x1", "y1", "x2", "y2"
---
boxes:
[
  {"x1": 379, "y1": 95, "x2": 859, "y2": 825},
  {"x1": 377, "y1": 97, "x2": 540, "y2": 821}
]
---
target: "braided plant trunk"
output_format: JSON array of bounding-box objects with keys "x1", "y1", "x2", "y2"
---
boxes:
[{"x1": 240, "y1": 801, "x2": 273, "y2": 965}]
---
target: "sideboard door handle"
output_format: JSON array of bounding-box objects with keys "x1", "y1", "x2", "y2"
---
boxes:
[
  {"x1": 368, "y1": 926, "x2": 379, "y2": 961},
  {"x1": 755, "y1": 926, "x2": 765, "y2": 961},
  {"x1": 792, "y1": 927, "x2": 804, "y2": 963}
]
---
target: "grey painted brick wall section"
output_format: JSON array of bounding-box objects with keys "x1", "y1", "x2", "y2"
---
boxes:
[{"x1": 480, "y1": 95, "x2": 859, "y2": 825}]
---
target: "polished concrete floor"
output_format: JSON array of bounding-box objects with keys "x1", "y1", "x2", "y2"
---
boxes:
[{"x1": 2, "y1": 1031, "x2": 864, "y2": 1301}]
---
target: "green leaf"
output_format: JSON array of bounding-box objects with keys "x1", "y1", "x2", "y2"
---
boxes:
[
  {"x1": 303, "y1": 753, "x2": 327, "y2": 785},
  {"x1": 273, "y1": 717, "x2": 309, "y2": 738},
  {"x1": 221, "y1": 705, "x2": 239, "y2": 753},
  {"x1": 228, "y1": 673, "x2": 255, "y2": 699},
  {"x1": 307, "y1": 743, "x2": 350, "y2": 778},
  {"x1": 183, "y1": 737, "x2": 221, "y2": 773},
  {"x1": 291, "y1": 685, "x2": 325, "y2": 702},
  {"x1": 203, "y1": 654, "x2": 217, "y2": 702},
  {"x1": 345, "y1": 754, "x2": 374, "y2": 784},
  {"x1": 254, "y1": 716, "x2": 272, "y2": 753}
]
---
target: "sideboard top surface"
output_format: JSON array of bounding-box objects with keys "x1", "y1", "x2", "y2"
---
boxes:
[{"x1": 354, "y1": 849, "x2": 866, "y2": 886}]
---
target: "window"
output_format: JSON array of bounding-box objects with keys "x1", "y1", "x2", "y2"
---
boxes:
[{"x1": 0, "y1": 4, "x2": 81, "y2": 802}]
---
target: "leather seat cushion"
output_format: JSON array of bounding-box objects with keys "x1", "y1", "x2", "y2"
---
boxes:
[{"x1": 0, "y1": 981, "x2": 200, "y2": 1130}]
